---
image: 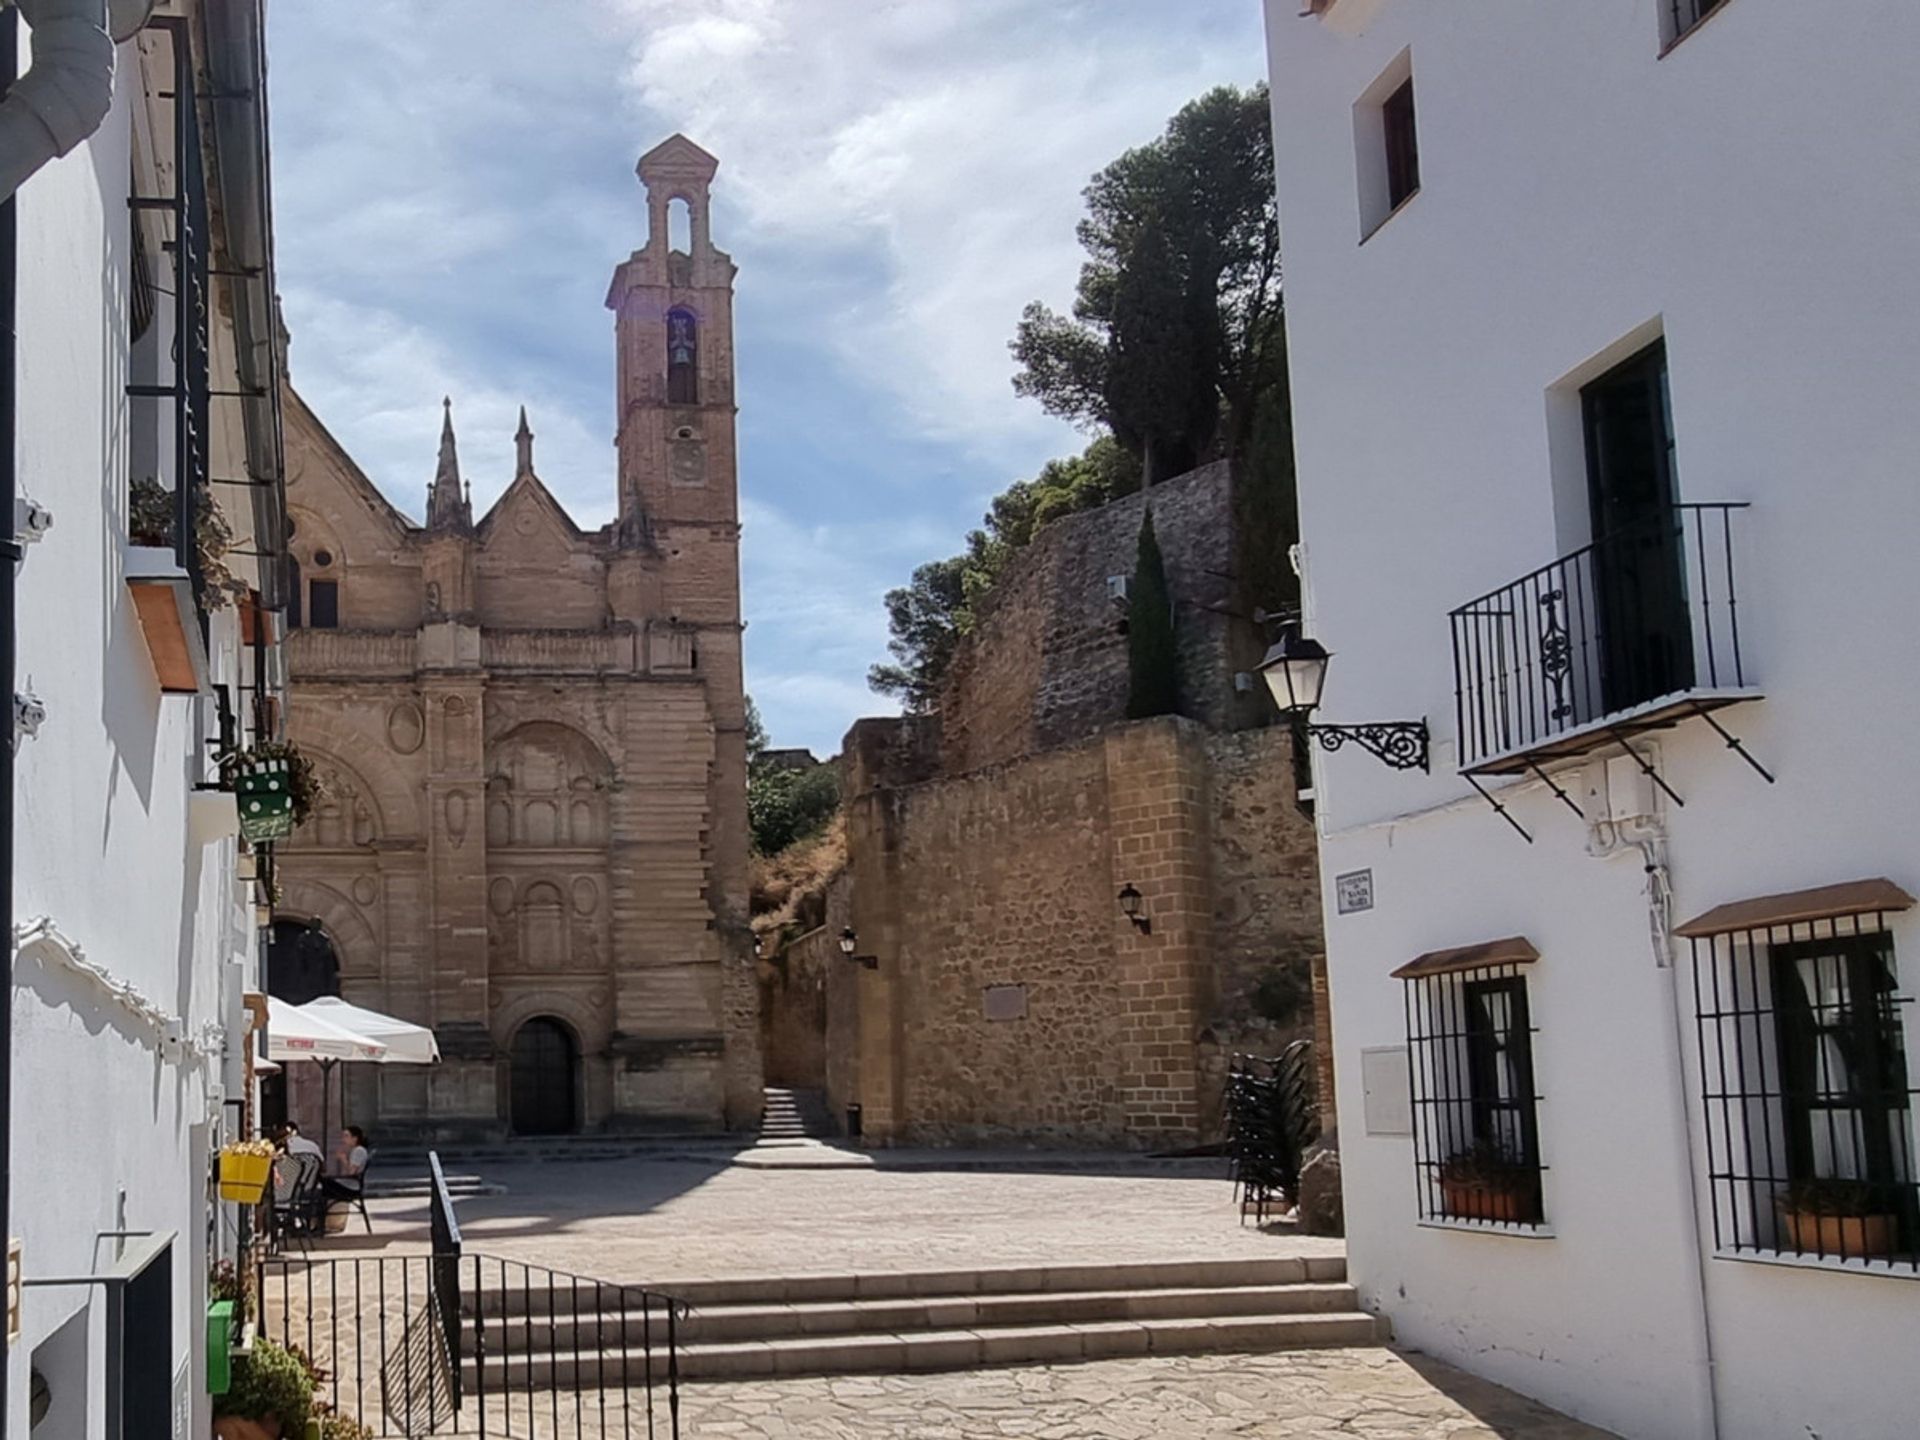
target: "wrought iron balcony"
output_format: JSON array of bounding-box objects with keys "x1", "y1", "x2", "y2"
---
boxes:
[{"x1": 1449, "y1": 503, "x2": 1756, "y2": 776}]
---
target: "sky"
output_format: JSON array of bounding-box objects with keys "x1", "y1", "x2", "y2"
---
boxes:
[{"x1": 268, "y1": 0, "x2": 1269, "y2": 757}]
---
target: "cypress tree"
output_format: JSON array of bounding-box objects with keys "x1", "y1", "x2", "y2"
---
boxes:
[{"x1": 1126, "y1": 509, "x2": 1179, "y2": 719}]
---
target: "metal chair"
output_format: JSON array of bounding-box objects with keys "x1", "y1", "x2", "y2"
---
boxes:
[{"x1": 272, "y1": 1152, "x2": 324, "y2": 1254}]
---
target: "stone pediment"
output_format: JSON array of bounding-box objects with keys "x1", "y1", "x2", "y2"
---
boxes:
[
  {"x1": 283, "y1": 385, "x2": 418, "y2": 545},
  {"x1": 476, "y1": 471, "x2": 590, "y2": 558},
  {"x1": 637, "y1": 133, "x2": 718, "y2": 183}
]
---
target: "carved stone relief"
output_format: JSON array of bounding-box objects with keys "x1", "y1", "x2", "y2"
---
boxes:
[{"x1": 387, "y1": 701, "x2": 425, "y2": 754}]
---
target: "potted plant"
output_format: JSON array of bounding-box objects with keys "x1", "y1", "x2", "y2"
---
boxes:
[
  {"x1": 218, "y1": 1139, "x2": 278, "y2": 1205},
  {"x1": 128, "y1": 476, "x2": 250, "y2": 610},
  {"x1": 1777, "y1": 1177, "x2": 1899, "y2": 1259},
  {"x1": 220, "y1": 741, "x2": 321, "y2": 843},
  {"x1": 1438, "y1": 1138, "x2": 1541, "y2": 1223},
  {"x1": 212, "y1": 1337, "x2": 313, "y2": 1440}
]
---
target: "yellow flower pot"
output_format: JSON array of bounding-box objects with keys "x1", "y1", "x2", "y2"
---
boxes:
[{"x1": 219, "y1": 1150, "x2": 274, "y2": 1204}]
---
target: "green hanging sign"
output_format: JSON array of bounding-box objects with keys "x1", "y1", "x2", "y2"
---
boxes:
[{"x1": 235, "y1": 757, "x2": 295, "y2": 842}]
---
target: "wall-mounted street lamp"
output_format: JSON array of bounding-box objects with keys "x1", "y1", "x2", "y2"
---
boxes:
[
  {"x1": 1258, "y1": 625, "x2": 1428, "y2": 772},
  {"x1": 1116, "y1": 884, "x2": 1153, "y2": 935},
  {"x1": 838, "y1": 927, "x2": 879, "y2": 969}
]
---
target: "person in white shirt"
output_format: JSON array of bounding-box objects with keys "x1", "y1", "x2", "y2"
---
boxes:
[{"x1": 282, "y1": 1122, "x2": 323, "y2": 1160}]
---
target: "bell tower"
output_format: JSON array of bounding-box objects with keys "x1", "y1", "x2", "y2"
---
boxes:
[
  {"x1": 604, "y1": 135, "x2": 760, "y2": 1127},
  {"x1": 606, "y1": 133, "x2": 739, "y2": 542}
]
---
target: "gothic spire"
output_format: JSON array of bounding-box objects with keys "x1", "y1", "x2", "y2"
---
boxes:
[
  {"x1": 515, "y1": 405, "x2": 535, "y2": 478},
  {"x1": 426, "y1": 395, "x2": 472, "y2": 531}
]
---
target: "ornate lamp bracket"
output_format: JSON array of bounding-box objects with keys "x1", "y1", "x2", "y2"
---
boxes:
[{"x1": 1299, "y1": 718, "x2": 1430, "y2": 773}]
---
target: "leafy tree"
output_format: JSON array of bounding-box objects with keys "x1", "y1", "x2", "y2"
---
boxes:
[
  {"x1": 1011, "y1": 84, "x2": 1284, "y2": 483},
  {"x1": 1125, "y1": 510, "x2": 1178, "y2": 719},
  {"x1": 872, "y1": 82, "x2": 1298, "y2": 705},
  {"x1": 748, "y1": 762, "x2": 841, "y2": 856},
  {"x1": 744, "y1": 695, "x2": 769, "y2": 766},
  {"x1": 867, "y1": 554, "x2": 971, "y2": 712}
]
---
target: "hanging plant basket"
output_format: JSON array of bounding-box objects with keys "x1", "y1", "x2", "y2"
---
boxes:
[
  {"x1": 218, "y1": 1142, "x2": 277, "y2": 1204},
  {"x1": 221, "y1": 741, "x2": 321, "y2": 842}
]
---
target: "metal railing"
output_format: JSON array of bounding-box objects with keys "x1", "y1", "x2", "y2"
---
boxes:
[
  {"x1": 254, "y1": 1151, "x2": 687, "y2": 1437},
  {"x1": 1448, "y1": 503, "x2": 1749, "y2": 771}
]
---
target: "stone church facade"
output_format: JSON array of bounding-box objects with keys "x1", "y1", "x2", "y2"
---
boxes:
[{"x1": 276, "y1": 136, "x2": 760, "y2": 1138}]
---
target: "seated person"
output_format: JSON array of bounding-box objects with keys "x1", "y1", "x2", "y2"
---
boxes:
[
  {"x1": 282, "y1": 1121, "x2": 323, "y2": 1160},
  {"x1": 320, "y1": 1125, "x2": 370, "y2": 1203}
]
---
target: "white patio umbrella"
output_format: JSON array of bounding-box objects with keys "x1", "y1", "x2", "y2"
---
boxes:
[
  {"x1": 299, "y1": 996, "x2": 441, "y2": 1066},
  {"x1": 265, "y1": 997, "x2": 388, "y2": 1062},
  {"x1": 265, "y1": 998, "x2": 387, "y2": 1153}
]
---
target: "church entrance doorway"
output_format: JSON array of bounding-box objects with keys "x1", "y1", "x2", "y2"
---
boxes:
[
  {"x1": 510, "y1": 1017, "x2": 578, "y2": 1135},
  {"x1": 262, "y1": 919, "x2": 342, "y2": 1134}
]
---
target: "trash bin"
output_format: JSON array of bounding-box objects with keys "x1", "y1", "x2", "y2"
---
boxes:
[{"x1": 845, "y1": 1103, "x2": 863, "y2": 1140}]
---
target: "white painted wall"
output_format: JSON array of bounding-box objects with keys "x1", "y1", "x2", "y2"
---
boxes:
[
  {"x1": 1265, "y1": 2, "x2": 1920, "y2": 1437},
  {"x1": 9, "y1": 30, "x2": 265, "y2": 1439}
]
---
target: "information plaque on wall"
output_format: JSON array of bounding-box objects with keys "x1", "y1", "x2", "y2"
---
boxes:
[
  {"x1": 1335, "y1": 869, "x2": 1374, "y2": 915},
  {"x1": 982, "y1": 985, "x2": 1028, "y2": 1021}
]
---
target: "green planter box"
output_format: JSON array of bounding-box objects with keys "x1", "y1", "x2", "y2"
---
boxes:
[{"x1": 206, "y1": 1300, "x2": 235, "y2": 1395}]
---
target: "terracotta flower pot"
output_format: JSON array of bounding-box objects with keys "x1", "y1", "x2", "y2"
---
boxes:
[
  {"x1": 1781, "y1": 1208, "x2": 1897, "y2": 1259},
  {"x1": 1440, "y1": 1179, "x2": 1534, "y2": 1223},
  {"x1": 213, "y1": 1416, "x2": 280, "y2": 1440}
]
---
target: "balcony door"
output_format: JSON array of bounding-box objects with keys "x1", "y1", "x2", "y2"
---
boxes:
[{"x1": 1582, "y1": 339, "x2": 1694, "y2": 712}]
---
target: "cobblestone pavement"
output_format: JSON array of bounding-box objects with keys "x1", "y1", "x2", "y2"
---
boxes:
[
  {"x1": 348, "y1": 1153, "x2": 1340, "y2": 1284},
  {"x1": 460, "y1": 1349, "x2": 1614, "y2": 1438}
]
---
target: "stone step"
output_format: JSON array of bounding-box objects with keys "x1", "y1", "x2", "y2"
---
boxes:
[
  {"x1": 477, "y1": 1281, "x2": 1361, "y2": 1350},
  {"x1": 467, "y1": 1256, "x2": 1345, "y2": 1316},
  {"x1": 462, "y1": 1310, "x2": 1386, "y2": 1385}
]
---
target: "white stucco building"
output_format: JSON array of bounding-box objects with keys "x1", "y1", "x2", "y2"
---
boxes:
[
  {"x1": 1264, "y1": 2, "x2": 1920, "y2": 1437},
  {"x1": 5, "y1": 0, "x2": 287, "y2": 1432}
]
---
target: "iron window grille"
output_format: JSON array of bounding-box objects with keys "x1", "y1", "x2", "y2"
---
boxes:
[
  {"x1": 1687, "y1": 909, "x2": 1917, "y2": 1271},
  {"x1": 126, "y1": 19, "x2": 210, "y2": 605},
  {"x1": 1398, "y1": 947, "x2": 1547, "y2": 1230}
]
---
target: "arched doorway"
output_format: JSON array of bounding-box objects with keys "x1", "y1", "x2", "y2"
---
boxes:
[
  {"x1": 262, "y1": 919, "x2": 342, "y2": 1135},
  {"x1": 509, "y1": 1018, "x2": 578, "y2": 1135}
]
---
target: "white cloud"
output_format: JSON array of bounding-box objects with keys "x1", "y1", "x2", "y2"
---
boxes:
[
  {"x1": 608, "y1": 0, "x2": 1265, "y2": 467},
  {"x1": 283, "y1": 288, "x2": 618, "y2": 528}
]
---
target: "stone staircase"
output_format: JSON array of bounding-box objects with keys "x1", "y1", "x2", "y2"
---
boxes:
[
  {"x1": 758, "y1": 1086, "x2": 833, "y2": 1141},
  {"x1": 461, "y1": 1256, "x2": 1382, "y2": 1385}
]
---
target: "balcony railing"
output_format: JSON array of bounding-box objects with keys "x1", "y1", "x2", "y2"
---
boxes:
[{"x1": 1449, "y1": 503, "x2": 1754, "y2": 775}]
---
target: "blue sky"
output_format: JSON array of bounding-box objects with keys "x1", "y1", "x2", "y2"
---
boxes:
[{"x1": 268, "y1": 0, "x2": 1268, "y2": 757}]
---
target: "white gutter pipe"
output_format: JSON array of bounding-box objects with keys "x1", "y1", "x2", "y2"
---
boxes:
[{"x1": 0, "y1": 0, "x2": 114, "y2": 201}]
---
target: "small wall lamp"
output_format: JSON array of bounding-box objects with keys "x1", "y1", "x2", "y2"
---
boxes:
[
  {"x1": 838, "y1": 926, "x2": 879, "y2": 969},
  {"x1": 1117, "y1": 884, "x2": 1152, "y2": 935}
]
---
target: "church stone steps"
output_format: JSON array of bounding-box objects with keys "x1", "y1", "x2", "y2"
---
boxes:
[{"x1": 457, "y1": 1256, "x2": 1379, "y2": 1383}]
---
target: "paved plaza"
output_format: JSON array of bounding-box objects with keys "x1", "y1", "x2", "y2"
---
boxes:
[
  {"x1": 674, "y1": 1348, "x2": 1611, "y2": 1439},
  {"x1": 324, "y1": 1148, "x2": 1609, "y2": 1438},
  {"x1": 352, "y1": 1147, "x2": 1343, "y2": 1283}
]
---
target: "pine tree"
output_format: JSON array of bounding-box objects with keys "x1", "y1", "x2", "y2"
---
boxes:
[{"x1": 1126, "y1": 510, "x2": 1178, "y2": 719}]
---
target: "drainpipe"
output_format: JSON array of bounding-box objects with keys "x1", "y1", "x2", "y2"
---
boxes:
[
  {"x1": 2, "y1": 9, "x2": 17, "y2": 1433},
  {"x1": 0, "y1": 0, "x2": 113, "y2": 201}
]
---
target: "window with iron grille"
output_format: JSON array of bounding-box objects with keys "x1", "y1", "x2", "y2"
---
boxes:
[
  {"x1": 1396, "y1": 940, "x2": 1547, "y2": 1230},
  {"x1": 1681, "y1": 884, "x2": 1918, "y2": 1272}
]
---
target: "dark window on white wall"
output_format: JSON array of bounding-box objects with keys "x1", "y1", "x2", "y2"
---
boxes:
[
  {"x1": 1663, "y1": 0, "x2": 1729, "y2": 48},
  {"x1": 1382, "y1": 78, "x2": 1419, "y2": 211},
  {"x1": 1354, "y1": 51, "x2": 1419, "y2": 240}
]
